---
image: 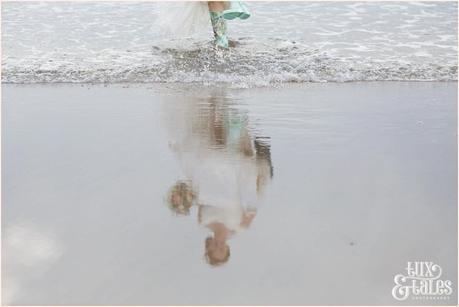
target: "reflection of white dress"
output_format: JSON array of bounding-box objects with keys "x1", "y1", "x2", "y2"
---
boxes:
[
  {"x1": 181, "y1": 150, "x2": 259, "y2": 233},
  {"x1": 164, "y1": 95, "x2": 260, "y2": 234}
]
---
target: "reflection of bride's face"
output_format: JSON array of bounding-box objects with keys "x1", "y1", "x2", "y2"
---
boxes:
[{"x1": 205, "y1": 236, "x2": 230, "y2": 266}]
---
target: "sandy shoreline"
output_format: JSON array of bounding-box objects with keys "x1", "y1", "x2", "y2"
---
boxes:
[{"x1": 2, "y1": 82, "x2": 457, "y2": 305}]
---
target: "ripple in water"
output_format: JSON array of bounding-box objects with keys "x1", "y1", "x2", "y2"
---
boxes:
[
  {"x1": 2, "y1": 1, "x2": 457, "y2": 87},
  {"x1": 2, "y1": 37, "x2": 457, "y2": 87}
]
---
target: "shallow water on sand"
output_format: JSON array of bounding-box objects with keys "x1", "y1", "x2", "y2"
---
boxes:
[
  {"x1": 2, "y1": 82, "x2": 457, "y2": 305},
  {"x1": 2, "y1": 2, "x2": 457, "y2": 84}
]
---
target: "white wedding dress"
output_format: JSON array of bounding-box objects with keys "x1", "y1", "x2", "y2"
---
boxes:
[
  {"x1": 154, "y1": 2, "x2": 212, "y2": 37},
  {"x1": 154, "y1": 1, "x2": 250, "y2": 38}
]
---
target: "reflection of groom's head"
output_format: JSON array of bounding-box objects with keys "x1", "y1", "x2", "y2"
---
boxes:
[{"x1": 205, "y1": 236, "x2": 230, "y2": 266}]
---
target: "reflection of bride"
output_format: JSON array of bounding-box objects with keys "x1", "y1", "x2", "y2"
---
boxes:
[{"x1": 165, "y1": 90, "x2": 273, "y2": 266}]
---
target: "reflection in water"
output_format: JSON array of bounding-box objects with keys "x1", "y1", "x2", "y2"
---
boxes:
[
  {"x1": 3, "y1": 223, "x2": 62, "y2": 304},
  {"x1": 165, "y1": 89, "x2": 273, "y2": 266}
]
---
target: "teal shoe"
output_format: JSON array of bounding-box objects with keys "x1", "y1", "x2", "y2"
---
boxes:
[
  {"x1": 222, "y1": 1, "x2": 251, "y2": 20},
  {"x1": 210, "y1": 12, "x2": 229, "y2": 49}
]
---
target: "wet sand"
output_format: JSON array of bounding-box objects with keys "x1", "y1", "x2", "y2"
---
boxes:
[{"x1": 2, "y1": 82, "x2": 457, "y2": 305}]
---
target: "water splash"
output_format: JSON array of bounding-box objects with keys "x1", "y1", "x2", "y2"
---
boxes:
[{"x1": 2, "y1": 38, "x2": 457, "y2": 87}]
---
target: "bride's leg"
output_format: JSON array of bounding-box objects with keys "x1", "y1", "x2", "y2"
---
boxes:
[
  {"x1": 208, "y1": 1, "x2": 229, "y2": 48},
  {"x1": 208, "y1": 1, "x2": 226, "y2": 12}
]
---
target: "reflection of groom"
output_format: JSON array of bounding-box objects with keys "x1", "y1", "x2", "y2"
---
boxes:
[{"x1": 167, "y1": 92, "x2": 273, "y2": 266}]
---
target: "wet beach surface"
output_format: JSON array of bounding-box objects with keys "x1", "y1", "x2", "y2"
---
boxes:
[
  {"x1": 2, "y1": 82, "x2": 457, "y2": 305},
  {"x1": 2, "y1": 2, "x2": 457, "y2": 84}
]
